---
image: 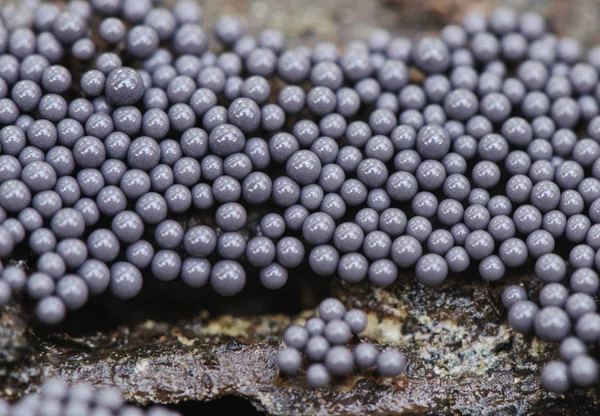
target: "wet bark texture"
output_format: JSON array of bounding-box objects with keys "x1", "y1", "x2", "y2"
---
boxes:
[{"x1": 2, "y1": 0, "x2": 600, "y2": 414}]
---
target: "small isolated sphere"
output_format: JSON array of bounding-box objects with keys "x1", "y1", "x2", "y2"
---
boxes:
[
  {"x1": 276, "y1": 347, "x2": 302, "y2": 375},
  {"x1": 376, "y1": 349, "x2": 407, "y2": 377},
  {"x1": 210, "y1": 260, "x2": 246, "y2": 296},
  {"x1": 541, "y1": 361, "x2": 570, "y2": 393}
]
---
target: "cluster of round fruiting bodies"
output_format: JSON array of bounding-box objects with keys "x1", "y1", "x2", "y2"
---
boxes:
[
  {"x1": 0, "y1": 0, "x2": 599, "y2": 393},
  {"x1": 503, "y1": 273, "x2": 600, "y2": 392},
  {"x1": 0, "y1": 378, "x2": 180, "y2": 416},
  {"x1": 275, "y1": 298, "x2": 406, "y2": 387}
]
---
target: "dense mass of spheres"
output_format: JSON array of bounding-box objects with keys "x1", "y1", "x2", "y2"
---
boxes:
[
  {"x1": 275, "y1": 298, "x2": 406, "y2": 387},
  {"x1": 0, "y1": 0, "x2": 598, "y2": 394},
  {"x1": 0, "y1": 378, "x2": 180, "y2": 415}
]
